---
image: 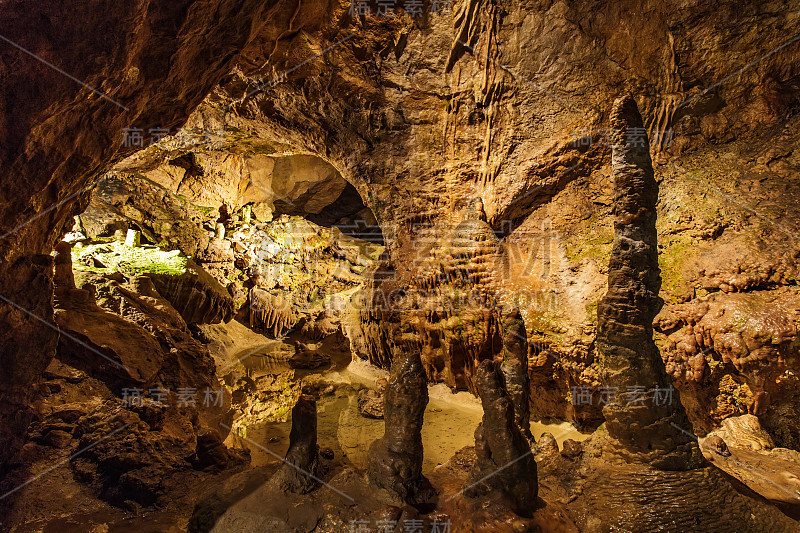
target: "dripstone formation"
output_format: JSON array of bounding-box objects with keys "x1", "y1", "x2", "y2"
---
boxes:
[
  {"x1": 367, "y1": 320, "x2": 435, "y2": 505},
  {"x1": 595, "y1": 95, "x2": 703, "y2": 470},
  {"x1": 248, "y1": 287, "x2": 296, "y2": 337},
  {"x1": 465, "y1": 360, "x2": 538, "y2": 516},
  {"x1": 272, "y1": 394, "x2": 319, "y2": 494},
  {"x1": 53, "y1": 241, "x2": 76, "y2": 290},
  {"x1": 499, "y1": 305, "x2": 533, "y2": 441}
]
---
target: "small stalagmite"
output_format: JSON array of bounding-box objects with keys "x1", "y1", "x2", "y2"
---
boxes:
[
  {"x1": 53, "y1": 241, "x2": 76, "y2": 289},
  {"x1": 499, "y1": 305, "x2": 533, "y2": 441},
  {"x1": 595, "y1": 95, "x2": 703, "y2": 470},
  {"x1": 465, "y1": 359, "x2": 538, "y2": 516},
  {"x1": 272, "y1": 394, "x2": 319, "y2": 494},
  {"x1": 366, "y1": 318, "x2": 435, "y2": 505}
]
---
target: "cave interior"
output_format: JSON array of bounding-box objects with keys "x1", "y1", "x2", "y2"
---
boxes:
[{"x1": 1, "y1": 1, "x2": 800, "y2": 532}]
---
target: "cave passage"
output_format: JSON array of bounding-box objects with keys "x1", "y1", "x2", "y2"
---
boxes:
[{"x1": 2, "y1": 2, "x2": 800, "y2": 531}]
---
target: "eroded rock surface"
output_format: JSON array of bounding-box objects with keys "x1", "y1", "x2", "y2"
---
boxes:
[
  {"x1": 2, "y1": 0, "x2": 800, "y2": 529},
  {"x1": 358, "y1": 377, "x2": 387, "y2": 419},
  {"x1": 595, "y1": 95, "x2": 702, "y2": 470},
  {"x1": 700, "y1": 414, "x2": 800, "y2": 514},
  {"x1": 655, "y1": 288, "x2": 800, "y2": 447},
  {"x1": 147, "y1": 258, "x2": 235, "y2": 324},
  {"x1": 271, "y1": 394, "x2": 320, "y2": 494},
  {"x1": 465, "y1": 360, "x2": 538, "y2": 516},
  {"x1": 500, "y1": 305, "x2": 533, "y2": 440},
  {"x1": 367, "y1": 323, "x2": 435, "y2": 505}
]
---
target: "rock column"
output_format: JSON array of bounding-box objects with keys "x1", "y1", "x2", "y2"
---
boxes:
[
  {"x1": 273, "y1": 394, "x2": 319, "y2": 494},
  {"x1": 53, "y1": 241, "x2": 76, "y2": 289},
  {"x1": 367, "y1": 319, "x2": 435, "y2": 504},
  {"x1": 465, "y1": 360, "x2": 538, "y2": 516},
  {"x1": 596, "y1": 95, "x2": 703, "y2": 470},
  {"x1": 499, "y1": 305, "x2": 533, "y2": 441}
]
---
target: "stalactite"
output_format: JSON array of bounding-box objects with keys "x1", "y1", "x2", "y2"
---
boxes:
[{"x1": 248, "y1": 287, "x2": 296, "y2": 338}]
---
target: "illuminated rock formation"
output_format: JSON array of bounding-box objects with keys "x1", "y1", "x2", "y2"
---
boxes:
[
  {"x1": 465, "y1": 359, "x2": 538, "y2": 516},
  {"x1": 272, "y1": 394, "x2": 319, "y2": 494},
  {"x1": 366, "y1": 319, "x2": 435, "y2": 505},
  {"x1": 53, "y1": 241, "x2": 76, "y2": 290},
  {"x1": 248, "y1": 288, "x2": 296, "y2": 337},
  {"x1": 595, "y1": 95, "x2": 702, "y2": 469},
  {"x1": 147, "y1": 259, "x2": 235, "y2": 325},
  {"x1": 500, "y1": 305, "x2": 533, "y2": 441}
]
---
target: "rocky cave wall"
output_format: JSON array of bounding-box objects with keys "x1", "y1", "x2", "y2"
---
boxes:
[
  {"x1": 1, "y1": 0, "x2": 800, "y2": 470},
  {"x1": 190, "y1": 0, "x2": 800, "y2": 441},
  {"x1": 0, "y1": 0, "x2": 339, "y2": 469}
]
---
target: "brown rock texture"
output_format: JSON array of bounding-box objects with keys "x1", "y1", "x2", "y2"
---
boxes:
[
  {"x1": 366, "y1": 320, "x2": 435, "y2": 505},
  {"x1": 1, "y1": 0, "x2": 800, "y2": 508},
  {"x1": 348, "y1": 197, "x2": 504, "y2": 394},
  {"x1": 54, "y1": 284, "x2": 165, "y2": 391},
  {"x1": 272, "y1": 394, "x2": 320, "y2": 494},
  {"x1": 465, "y1": 360, "x2": 538, "y2": 516},
  {"x1": 0, "y1": 0, "x2": 316, "y2": 468},
  {"x1": 499, "y1": 305, "x2": 533, "y2": 440},
  {"x1": 595, "y1": 95, "x2": 702, "y2": 470},
  {"x1": 699, "y1": 413, "x2": 800, "y2": 513},
  {"x1": 147, "y1": 259, "x2": 235, "y2": 324},
  {"x1": 357, "y1": 377, "x2": 387, "y2": 419},
  {"x1": 655, "y1": 288, "x2": 800, "y2": 447},
  {"x1": 247, "y1": 288, "x2": 296, "y2": 337}
]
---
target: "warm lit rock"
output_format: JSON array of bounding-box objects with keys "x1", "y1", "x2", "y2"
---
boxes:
[
  {"x1": 272, "y1": 394, "x2": 320, "y2": 494},
  {"x1": 465, "y1": 360, "x2": 538, "y2": 516},
  {"x1": 595, "y1": 95, "x2": 703, "y2": 470},
  {"x1": 500, "y1": 305, "x2": 533, "y2": 441},
  {"x1": 367, "y1": 320, "x2": 435, "y2": 505}
]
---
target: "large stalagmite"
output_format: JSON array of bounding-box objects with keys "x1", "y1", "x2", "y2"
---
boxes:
[
  {"x1": 596, "y1": 95, "x2": 703, "y2": 470},
  {"x1": 366, "y1": 318, "x2": 435, "y2": 505},
  {"x1": 272, "y1": 394, "x2": 319, "y2": 494},
  {"x1": 465, "y1": 359, "x2": 538, "y2": 515},
  {"x1": 500, "y1": 305, "x2": 533, "y2": 441}
]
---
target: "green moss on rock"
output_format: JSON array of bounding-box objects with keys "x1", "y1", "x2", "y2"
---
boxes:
[{"x1": 72, "y1": 240, "x2": 187, "y2": 277}]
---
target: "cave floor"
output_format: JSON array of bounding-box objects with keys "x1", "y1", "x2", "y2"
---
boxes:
[
  {"x1": 0, "y1": 325, "x2": 591, "y2": 533},
  {"x1": 1, "y1": 324, "x2": 796, "y2": 532}
]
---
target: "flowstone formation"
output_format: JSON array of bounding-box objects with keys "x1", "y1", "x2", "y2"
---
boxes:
[
  {"x1": 465, "y1": 360, "x2": 538, "y2": 516},
  {"x1": 366, "y1": 320, "x2": 435, "y2": 505},
  {"x1": 358, "y1": 196, "x2": 504, "y2": 393},
  {"x1": 595, "y1": 95, "x2": 703, "y2": 470},
  {"x1": 247, "y1": 288, "x2": 296, "y2": 338},
  {"x1": 500, "y1": 305, "x2": 533, "y2": 441}
]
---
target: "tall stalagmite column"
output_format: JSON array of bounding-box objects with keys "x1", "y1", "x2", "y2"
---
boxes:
[
  {"x1": 465, "y1": 360, "x2": 537, "y2": 515},
  {"x1": 500, "y1": 305, "x2": 533, "y2": 441},
  {"x1": 273, "y1": 394, "x2": 320, "y2": 494},
  {"x1": 596, "y1": 95, "x2": 703, "y2": 470},
  {"x1": 367, "y1": 318, "x2": 435, "y2": 504}
]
